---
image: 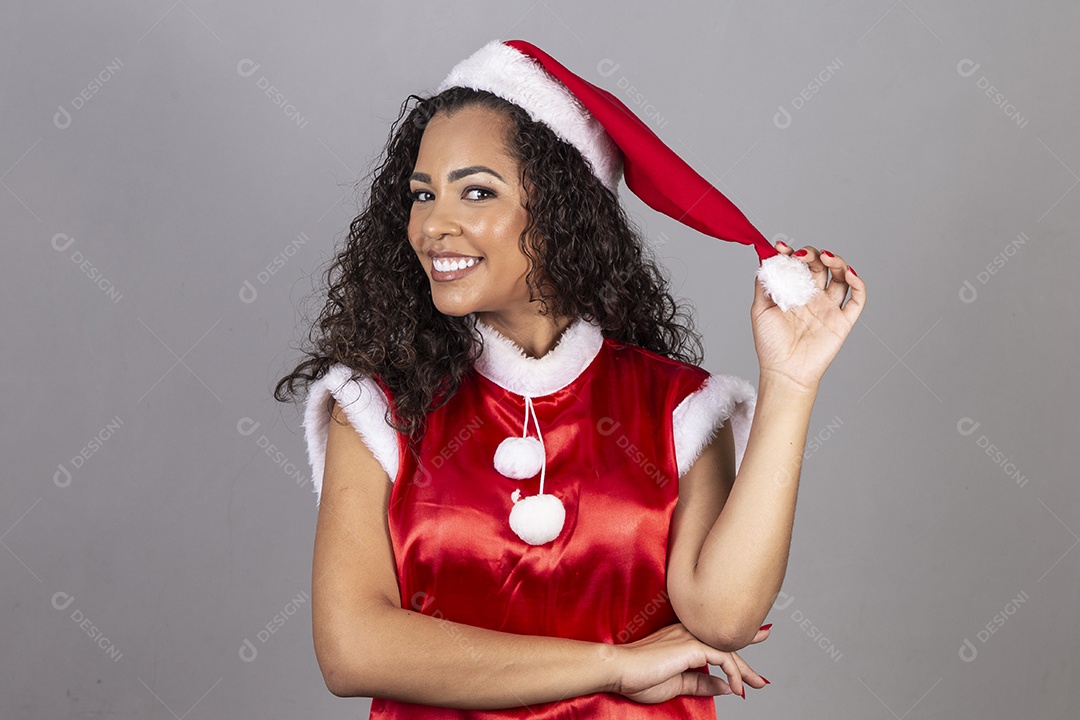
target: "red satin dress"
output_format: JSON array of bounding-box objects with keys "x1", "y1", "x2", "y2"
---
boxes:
[{"x1": 306, "y1": 314, "x2": 755, "y2": 718}]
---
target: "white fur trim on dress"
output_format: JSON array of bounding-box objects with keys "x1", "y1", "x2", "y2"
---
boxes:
[
  {"x1": 673, "y1": 372, "x2": 757, "y2": 478},
  {"x1": 437, "y1": 39, "x2": 623, "y2": 192},
  {"x1": 756, "y1": 253, "x2": 821, "y2": 313},
  {"x1": 302, "y1": 363, "x2": 400, "y2": 505},
  {"x1": 470, "y1": 313, "x2": 604, "y2": 398}
]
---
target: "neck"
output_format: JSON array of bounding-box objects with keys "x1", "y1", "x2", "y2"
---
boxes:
[{"x1": 472, "y1": 310, "x2": 575, "y2": 359}]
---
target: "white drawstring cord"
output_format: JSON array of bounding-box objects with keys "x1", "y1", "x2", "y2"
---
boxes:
[{"x1": 523, "y1": 396, "x2": 547, "y2": 495}]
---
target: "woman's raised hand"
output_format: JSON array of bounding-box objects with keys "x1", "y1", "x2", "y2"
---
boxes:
[
  {"x1": 751, "y1": 241, "x2": 867, "y2": 393},
  {"x1": 610, "y1": 622, "x2": 770, "y2": 704}
]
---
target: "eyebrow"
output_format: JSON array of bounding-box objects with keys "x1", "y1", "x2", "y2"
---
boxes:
[{"x1": 410, "y1": 165, "x2": 505, "y2": 184}]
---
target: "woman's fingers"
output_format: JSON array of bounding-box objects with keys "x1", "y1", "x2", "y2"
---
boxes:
[
  {"x1": 817, "y1": 249, "x2": 851, "y2": 306},
  {"x1": 712, "y1": 653, "x2": 745, "y2": 699},
  {"x1": 790, "y1": 245, "x2": 829, "y2": 292},
  {"x1": 730, "y1": 650, "x2": 768, "y2": 690},
  {"x1": 816, "y1": 247, "x2": 866, "y2": 322},
  {"x1": 769, "y1": 239, "x2": 867, "y2": 325},
  {"x1": 781, "y1": 242, "x2": 865, "y2": 319},
  {"x1": 840, "y1": 261, "x2": 866, "y2": 324},
  {"x1": 749, "y1": 625, "x2": 771, "y2": 644},
  {"x1": 679, "y1": 670, "x2": 734, "y2": 697}
]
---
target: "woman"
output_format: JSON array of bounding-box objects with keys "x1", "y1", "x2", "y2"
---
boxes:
[{"x1": 276, "y1": 40, "x2": 866, "y2": 717}]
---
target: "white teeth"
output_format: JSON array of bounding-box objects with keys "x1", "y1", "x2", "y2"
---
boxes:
[{"x1": 433, "y1": 257, "x2": 479, "y2": 272}]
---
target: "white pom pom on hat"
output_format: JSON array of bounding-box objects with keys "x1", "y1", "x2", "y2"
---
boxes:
[{"x1": 437, "y1": 39, "x2": 821, "y2": 313}]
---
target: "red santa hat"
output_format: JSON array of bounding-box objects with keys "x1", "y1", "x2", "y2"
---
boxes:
[{"x1": 437, "y1": 39, "x2": 820, "y2": 313}]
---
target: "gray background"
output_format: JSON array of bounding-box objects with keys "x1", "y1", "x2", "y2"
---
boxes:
[{"x1": 2, "y1": 1, "x2": 1076, "y2": 717}]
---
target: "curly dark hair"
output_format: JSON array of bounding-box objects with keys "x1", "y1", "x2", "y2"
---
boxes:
[{"x1": 274, "y1": 86, "x2": 704, "y2": 447}]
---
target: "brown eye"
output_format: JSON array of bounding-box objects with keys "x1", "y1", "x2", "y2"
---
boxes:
[{"x1": 464, "y1": 187, "x2": 496, "y2": 201}]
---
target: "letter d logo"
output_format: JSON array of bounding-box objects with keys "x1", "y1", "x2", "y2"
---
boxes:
[
  {"x1": 773, "y1": 105, "x2": 792, "y2": 130},
  {"x1": 596, "y1": 59, "x2": 620, "y2": 78},
  {"x1": 237, "y1": 59, "x2": 261, "y2": 78},
  {"x1": 772, "y1": 592, "x2": 795, "y2": 610},
  {"x1": 956, "y1": 59, "x2": 981, "y2": 78},
  {"x1": 52, "y1": 591, "x2": 75, "y2": 611},
  {"x1": 54, "y1": 105, "x2": 72, "y2": 130},
  {"x1": 239, "y1": 639, "x2": 258, "y2": 662},
  {"x1": 957, "y1": 417, "x2": 981, "y2": 437}
]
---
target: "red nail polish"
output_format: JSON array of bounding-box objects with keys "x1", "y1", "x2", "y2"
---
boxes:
[
  {"x1": 777, "y1": 240, "x2": 789, "y2": 248},
  {"x1": 740, "y1": 687, "x2": 746, "y2": 699},
  {"x1": 821, "y1": 250, "x2": 834, "y2": 258},
  {"x1": 759, "y1": 623, "x2": 773, "y2": 631},
  {"x1": 761, "y1": 675, "x2": 771, "y2": 685},
  {"x1": 847, "y1": 265, "x2": 857, "y2": 277},
  {"x1": 793, "y1": 249, "x2": 808, "y2": 257}
]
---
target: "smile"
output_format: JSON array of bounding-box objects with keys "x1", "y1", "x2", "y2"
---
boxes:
[{"x1": 431, "y1": 256, "x2": 483, "y2": 282}]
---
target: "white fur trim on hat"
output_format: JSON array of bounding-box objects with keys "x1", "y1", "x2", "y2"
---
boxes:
[
  {"x1": 436, "y1": 39, "x2": 623, "y2": 192},
  {"x1": 673, "y1": 372, "x2": 757, "y2": 478},
  {"x1": 757, "y1": 253, "x2": 821, "y2": 312},
  {"x1": 303, "y1": 363, "x2": 400, "y2": 505}
]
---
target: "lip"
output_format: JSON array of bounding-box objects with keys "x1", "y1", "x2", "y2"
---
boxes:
[{"x1": 431, "y1": 256, "x2": 483, "y2": 282}]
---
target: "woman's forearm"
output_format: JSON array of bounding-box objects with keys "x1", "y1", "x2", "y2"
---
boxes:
[
  {"x1": 693, "y1": 372, "x2": 818, "y2": 644},
  {"x1": 329, "y1": 602, "x2": 619, "y2": 708}
]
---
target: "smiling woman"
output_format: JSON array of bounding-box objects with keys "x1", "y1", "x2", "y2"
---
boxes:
[{"x1": 275, "y1": 38, "x2": 864, "y2": 719}]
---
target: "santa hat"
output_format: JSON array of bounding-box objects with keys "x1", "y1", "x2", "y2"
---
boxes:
[{"x1": 437, "y1": 38, "x2": 821, "y2": 313}]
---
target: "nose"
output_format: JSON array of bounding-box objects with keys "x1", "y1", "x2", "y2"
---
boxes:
[{"x1": 419, "y1": 196, "x2": 462, "y2": 243}]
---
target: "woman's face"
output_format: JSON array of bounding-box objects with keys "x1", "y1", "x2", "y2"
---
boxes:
[{"x1": 407, "y1": 105, "x2": 538, "y2": 320}]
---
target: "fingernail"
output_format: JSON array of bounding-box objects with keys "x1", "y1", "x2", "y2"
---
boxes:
[
  {"x1": 776, "y1": 240, "x2": 789, "y2": 248},
  {"x1": 847, "y1": 265, "x2": 857, "y2": 277},
  {"x1": 761, "y1": 675, "x2": 771, "y2": 685},
  {"x1": 793, "y1": 249, "x2": 808, "y2": 257},
  {"x1": 759, "y1": 623, "x2": 773, "y2": 631},
  {"x1": 821, "y1": 250, "x2": 834, "y2": 258},
  {"x1": 740, "y1": 687, "x2": 746, "y2": 699}
]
